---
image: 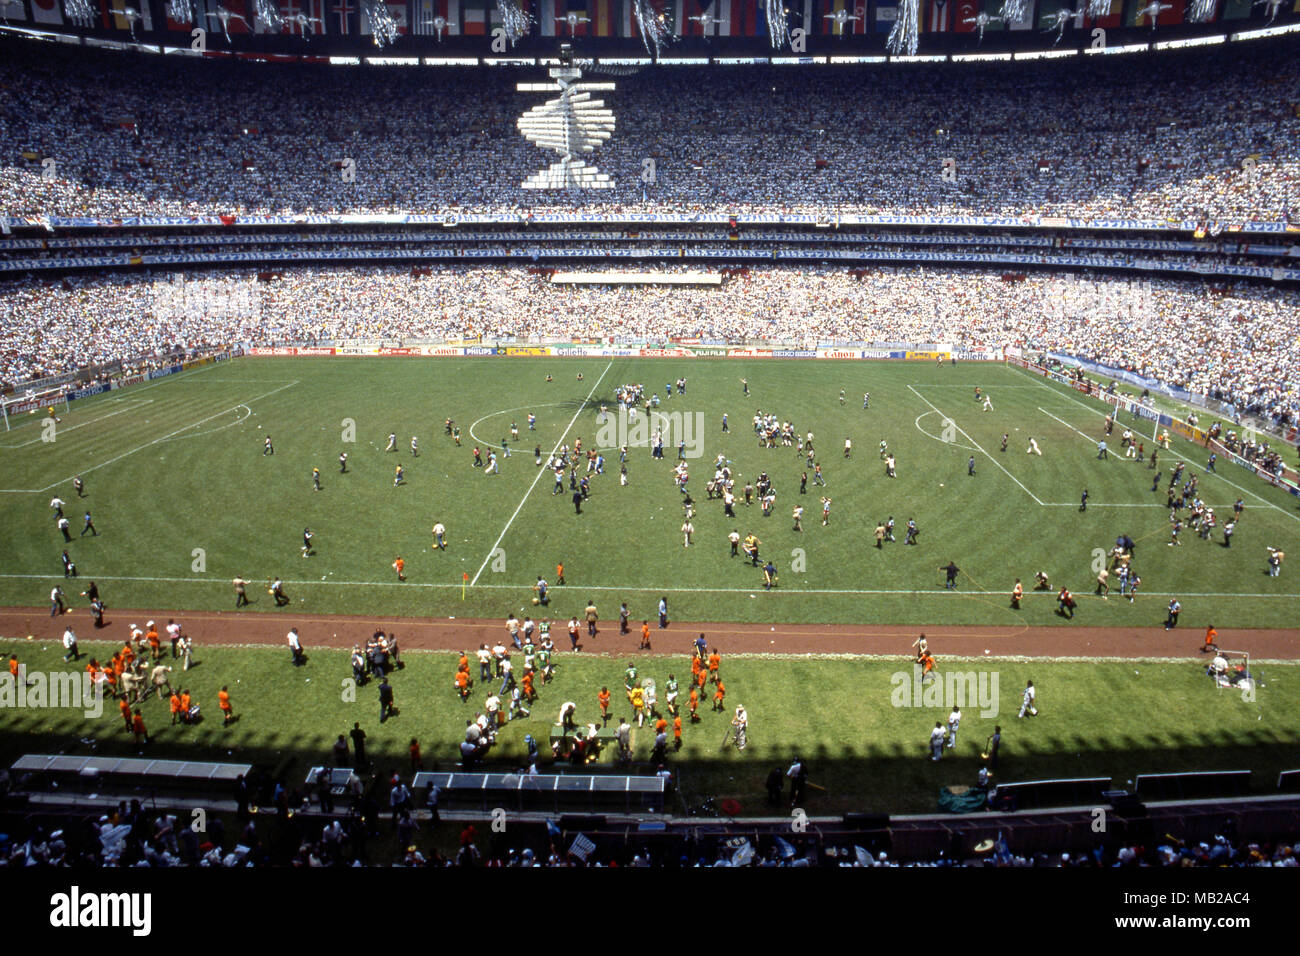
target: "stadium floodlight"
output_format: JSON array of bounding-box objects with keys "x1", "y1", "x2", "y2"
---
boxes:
[
  {"x1": 496, "y1": 0, "x2": 532, "y2": 45},
  {"x1": 251, "y1": 0, "x2": 283, "y2": 33},
  {"x1": 65, "y1": 0, "x2": 98, "y2": 26},
  {"x1": 361, "y1": 0, "x2": 399, "y2": 48},
  {"x1": 633, "y1": 0, "x2": 672, "y2": 57},
  {"x1": 887, "y1": 0, "x2": 919, "y2": 56},
  {"x1": 998, "y1": 0, "x2": 1029, "y2": 26},
  {"x1": 517, "y1": 64, "x2": 616, "y2": 190},
  {"x1": 165, "y1": 0, "x2": 196, "y2": 26},
  {"x1": 765, "y1": 0, "x2": 791, "y2": 49}
]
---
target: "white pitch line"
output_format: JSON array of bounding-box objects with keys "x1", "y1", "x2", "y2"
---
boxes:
[
  {"x1": 1037, "y1": 405, "x2": 1109, "y2": 450},
  {"x1": 1012, "y1": 365, "x2": 1300, "y2": 526},
  {"x1": 1039, "y1": 502, "x2": 1240, "y2": 508},
  {"x1": 907, "y1": 384, "x2": 1046, "y2": 505},
  {"x1": 0, "y1": 399, "x2": 155, "y2": 449},
  {"x1": 0, "y1": 572, "x2": 1292, "y2": 601},
  {"x1": 467, "y1": 400, "x2": 583, "y2": 451},
  {"x1": 0, "y1": 380, "x2": 298, "y2": 493},
  {"x1": 913, "y1": 410, "x2": 977, "y2": 452},
  {"x1": 468, "y1": 361, "x2": 613, "y2": 586}
]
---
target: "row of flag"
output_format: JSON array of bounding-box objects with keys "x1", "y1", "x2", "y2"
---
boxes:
[{"x1": 5, "y1": 0, "x2": 1294, "y2": 36}]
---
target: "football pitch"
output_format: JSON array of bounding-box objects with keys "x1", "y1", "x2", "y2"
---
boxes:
[{"x1": 1, "y1": 355, "x2": 1297, "y2": 629}]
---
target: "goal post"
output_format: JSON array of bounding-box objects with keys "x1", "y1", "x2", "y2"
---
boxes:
[{"x1": 0, "y1": 387, "x2": 70, "y2": 432}]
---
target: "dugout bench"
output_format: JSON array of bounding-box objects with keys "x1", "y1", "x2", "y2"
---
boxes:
[
  {"x1": 304, "y1": 767, "x2": 357, "y2": 797},
  {"x1": 10, "y1": 754, "x2": 252, "y2": 798},
  {"x1": 411, "y1": 771, "x2": 666, "y2": 814},
  {"x1": 990, "y1": 776, "x2": 1112, "y2": 812},
  {"x1": 1134, "y1": 770, "x2": 1251, "y2": 802}
]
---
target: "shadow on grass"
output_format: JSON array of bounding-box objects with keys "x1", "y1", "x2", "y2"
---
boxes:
[{"x1": 4, "y1": 725, "x2": 1297, "y2": 819}]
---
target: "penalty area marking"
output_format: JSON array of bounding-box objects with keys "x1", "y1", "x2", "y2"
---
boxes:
[
  {"x1": 0, "y1": 399, "x2": 155, "y2": 449},
  {"x1": 0, "y1": 380, "x2": 298, "y2": 493},
  {"x1": 156, "y1": 404, "x2": 252, "y2": 443},
  {"x1": 1010, "y1": 364, "x2": 1300, "y2": 526}
]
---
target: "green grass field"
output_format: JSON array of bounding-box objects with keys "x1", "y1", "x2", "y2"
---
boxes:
[
  {"x1": 2, "y1": 639, "x2": 1296, "y2": 815},
  {"x1": 1, "y1": 356, "x2": 1297, "y2": 628}
]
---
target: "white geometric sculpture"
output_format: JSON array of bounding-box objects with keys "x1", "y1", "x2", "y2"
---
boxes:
[{"x1": 517, "y1": 67, "x2": 616, "y2": 190}]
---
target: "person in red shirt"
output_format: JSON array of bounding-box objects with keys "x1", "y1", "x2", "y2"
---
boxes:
[
  {"x1": 131, "y1": 709, "x2": 148, "y2": 746},
  {"x1": 713, "y1": 680, "x2": 726, "y2": 712},
  {"x1": 1203, "y1": 625, "x2": 1219, "y2": 654},
  {"x1": 673, "y1": 714, "x2": 683, "y2": 750},
  {"x1": 170, "y1": 692, "x2": 182, "y2": 725},
  {"x1": 920, "y1": 651, "x2": 937, "y2": 681},
  {"x1": 218, "y1": 686, "x2": 233, "y2": 725},
  {"x1": 598, "y1": 687, "x2": 611, "y2": 723},
  {"x1": 640, "y1": 621, "x2": 651, "y2": 650},
  {"x1": 119, "y1": 696, "x2": 132, "y2": 731},
  {"x1": 689, "y1": 686, "x2": 700, "y2": 722}
]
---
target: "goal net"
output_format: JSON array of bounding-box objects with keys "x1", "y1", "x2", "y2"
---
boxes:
[{"x1": 0, "y1": 386, "x2": 71, "y2": 432}]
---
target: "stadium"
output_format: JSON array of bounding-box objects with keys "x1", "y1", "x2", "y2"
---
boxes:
[{"x1": 0, "y1": 1, "x2": 1298, "y2": 887}]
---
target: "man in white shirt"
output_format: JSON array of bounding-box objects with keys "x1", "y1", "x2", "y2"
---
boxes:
[
  {"x1": 1018, "y1": 680, "x2": 1037, "y2": 718},
  {"x1": 559, "y1": 701, "x2": 577, "y2": 731},
  {"x1": 288, "y1": 628, "x2": 304, "y2": 666},
  {"x1": 166, "y1": 620, "x2": 182, "y2": 659},
  {"x1": 616, "y1": 718, "x2": 632, "y2": 763},
  {"x1": 930, "y1": 721, "x2": 948, "y2": 760},
  {"x1": 1210, "y1": 654, "x2": 1229, "y2": 683},
  {"x1": 151, "y1": 663, "x2": 173, "y2": 700},
  {"x1": 62, "y1": 626, "x2": 79, "y2": 662},
  {"x1": 947, "y1": 706, "x2": 961, "y2": 749},
  {"x1": 731, "y1": 705, "x2": 748, "y2": 751}
]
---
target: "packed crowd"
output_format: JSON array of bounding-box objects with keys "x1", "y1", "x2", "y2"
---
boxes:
[
  {"x1": 4, "y1": 803, "x2": 1297, "y2": 867},
  {"x1": 1, "y1": 38, "x2": 1297, "y2": 223},
  {"x1": 2, "y1": 264, "x2": 1296, "y2": 428}
]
